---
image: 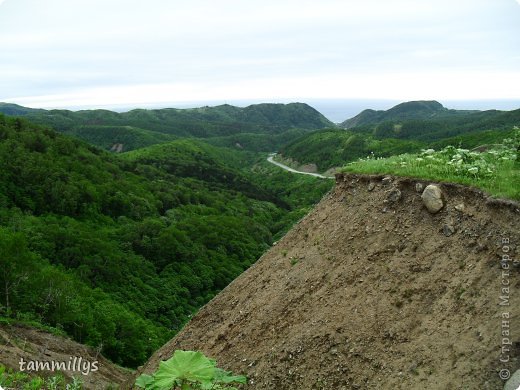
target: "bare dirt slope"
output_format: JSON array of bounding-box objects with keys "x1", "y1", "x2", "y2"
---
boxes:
[
  {"x1": 135, "y1": 174, "x2": 520, "y2": 390},
  {"x1": 0, "y1": 323, "x2": 130, "y2": 389}
]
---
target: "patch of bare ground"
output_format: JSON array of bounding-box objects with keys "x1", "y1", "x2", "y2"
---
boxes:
[
  {"x1": 0, "y1": 322, "x2": 130, "y2": 389},
  {"x1": 133, "y1": 174, "x2": 520, "y2": 390}
]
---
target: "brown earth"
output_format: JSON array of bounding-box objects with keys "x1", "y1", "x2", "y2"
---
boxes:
[
  {"x1": 132, "y1": 173, "x2": 520, "y2": 390},
  {"x1": 299, "y1": 163, "x2": 319, "y2": 174},
  {"x1": 0, "y1": 322, "x2": 130, "y2": 389}
]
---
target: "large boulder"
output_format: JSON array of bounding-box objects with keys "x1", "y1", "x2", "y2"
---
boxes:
[{"x1": 421, "y1": 184, "x2": 444, "y2": 213}]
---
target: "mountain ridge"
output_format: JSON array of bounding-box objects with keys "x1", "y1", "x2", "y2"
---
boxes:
[
  {"x1": 340, "y1": 100, "x2": 481, "y2": 128},
  {"x1": 0, "y1": 102, "x2": 333, "y2": 151}
]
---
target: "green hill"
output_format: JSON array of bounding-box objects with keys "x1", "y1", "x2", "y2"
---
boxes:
[
  {"x1": 362, "y1": 109, "x2": 520, "y2": 142},
  {"x1": 0, "y1": 102, "x2": 333, "y2": 152},
  {"x1": 279, "y1": 101, "x2": 520, "y2": 171},
  {"x1": 340, "y1": 100, "x2": 476, "y2": 128},
  {"x1": 0, "y1": 103, "x2": 44, "y2": 116},
  {"x1": 203, "y1": 128, "x2": 308, "y2": 152},
  {"x1": 0, "y1": 114, "x2": 331, "y2": 368},
  {"x1": 63, "y1": 125, "x2": 178, "y2": 151},
  {"x1": 279, "y1": 129, "x2": 424, "y2": 171}
]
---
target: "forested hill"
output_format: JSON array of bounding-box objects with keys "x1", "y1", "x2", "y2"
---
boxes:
[
  {"x1": 341, "y1": 100, "x2": 483, "y2": 128},
  {"x1": 0, "y1": 102, "x2": 333, "y2": 151},
  {"x1": 0, "y1": 114, "x2": 332, "y2": 369},
  {"x1": 279, "y1": 101, "x2": 519, "y2": 171}
]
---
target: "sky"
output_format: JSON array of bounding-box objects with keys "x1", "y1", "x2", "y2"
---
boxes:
[{"x1": 0, "y1": 0, "x2": 519, "y2": 112}]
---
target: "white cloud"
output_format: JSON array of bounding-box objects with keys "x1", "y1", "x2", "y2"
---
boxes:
[
  {"x1": 0, "y1": 0, "x2": 519, "y2": 108},
  {"x1": 8, "y1": 70, "x2": 519, "y2": 109}
]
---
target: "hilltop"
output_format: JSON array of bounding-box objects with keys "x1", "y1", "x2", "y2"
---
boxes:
[
  {"x1": 134, "y1": 173, "x2": 519, "y2": 389},
  {"x1": 0, "y1": 102, "x2": 333, "y2": 152},
  {"x1": 340, "y1": 100, "x2": 473, "y2": 129}
]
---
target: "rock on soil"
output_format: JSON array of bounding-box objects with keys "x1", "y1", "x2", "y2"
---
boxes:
[
  {"x1": 421, "y1": 184, "x2": 444, "y2": 213},
  {"x1": 386, "y1": 188, "x2": 402, "y2": 203},
  {"x1": 132, "y1": 174, "x2": 520, "y2": 390}
]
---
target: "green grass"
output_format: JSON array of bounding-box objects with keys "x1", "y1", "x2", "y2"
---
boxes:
[
  {"x1": 0, "y1": 364, "x2": 83, "y2": 390},
  {"x1": 342, "y1": 130, "x2": 520, "y2": 200}
]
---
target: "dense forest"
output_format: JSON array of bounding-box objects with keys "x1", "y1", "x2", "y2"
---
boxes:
[
  {"x1": 0, "y1": 114, "x2": 332, "y2": 368},
  {"x1": 339, "y1": 100, "x2": 514, "y2": 129},
  {"x1": 0, "y1": 103, "x2": 332, "y2": 152},
  {"x1": 279, "y1": 101, "x2": 520, "y2": 171},
  {"x1": 279, "y1": 129, "x2": 425, "y2": 171}
]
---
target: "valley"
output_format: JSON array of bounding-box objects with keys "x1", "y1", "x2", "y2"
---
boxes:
[{"x1": 0, "y1": 100, "x2": 518, "y2": 389}]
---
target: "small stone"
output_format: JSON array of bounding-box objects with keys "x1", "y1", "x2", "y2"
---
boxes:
[
  {"x1": 454, "y1": 203, "x2": 465, "y2": 212},
  {"x1": 382, "y1": 176, "x2": 392, "y2": 185},
  {"x1": 386, "y1": 188, "x2": 402, "y2": 203},
  {"x1": 368, "y1": 182, "x2": 376, "y2": 191},
  {"x1": 442, "y1": 224, "x2": 455, "y2": 237},
  {"x1": 415, "y1": 183, "x2": 424, "y2": 193},
  {"x1": 421, "y1": 184, "x2": 444, "y2": 213}
]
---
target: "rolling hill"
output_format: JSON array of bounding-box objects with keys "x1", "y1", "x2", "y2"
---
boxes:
[
  {"x1": 278, "y1": 101, "x2": 520, "y2": 172},
  {"x1": 0, "y1": 102, "x2": 333, "y2": 152},
  {"x1": 278, "y1": 129, "x2": 425, "y2": 171},
  {"x1": 0, "y1": 113, "x2": 332, "y2": 370},
  {"x1": 340, "y1": 100, "x2": 476, "y2": 129}
]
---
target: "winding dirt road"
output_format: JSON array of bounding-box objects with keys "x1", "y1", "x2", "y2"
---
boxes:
[{"x1": 266, "y1": 154, "x2": 332, "y2": 179}]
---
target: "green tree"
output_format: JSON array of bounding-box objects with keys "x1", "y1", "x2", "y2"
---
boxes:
[{"x1": 0, "y1": 228, "x2": 36, "y2": 315}]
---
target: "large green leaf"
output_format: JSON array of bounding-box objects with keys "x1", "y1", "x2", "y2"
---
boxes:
[
  {"x1": 153, "y1": 350, "x2": 216, "y2": 388},
  {"x1": 213, "y1": 368, "x2": 247, "y2": 384},
  {"x1": 135, "y1": 374, "x2": 155, "y2": 389}
]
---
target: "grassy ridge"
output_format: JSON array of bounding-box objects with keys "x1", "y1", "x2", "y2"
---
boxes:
[{"x1": 343, "y1": 130, "x2": 520, "y2": 200}]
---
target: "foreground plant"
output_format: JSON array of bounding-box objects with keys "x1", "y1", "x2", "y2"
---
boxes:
[
  {"x1": 135, "y1": 350, "x2": 247, "y2": 390},
  {"x1": 0, "y1": 364, "x2": 83, "y2": 389}
]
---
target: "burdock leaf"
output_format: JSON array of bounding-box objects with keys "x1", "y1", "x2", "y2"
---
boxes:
[
  {"x1": 135, "y1": 374, "x2": 155, "y2": 389},
  {"x1": 154, "y1": 350, "x2": 216, "y2": 388},
  {"x1": 214, "y1": 367, "x2": 247, "y2": 384}
]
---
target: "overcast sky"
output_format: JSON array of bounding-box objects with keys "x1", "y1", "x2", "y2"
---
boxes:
[{"x1": 0, "y1": 0, "x2": 519, "y2": 110}]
